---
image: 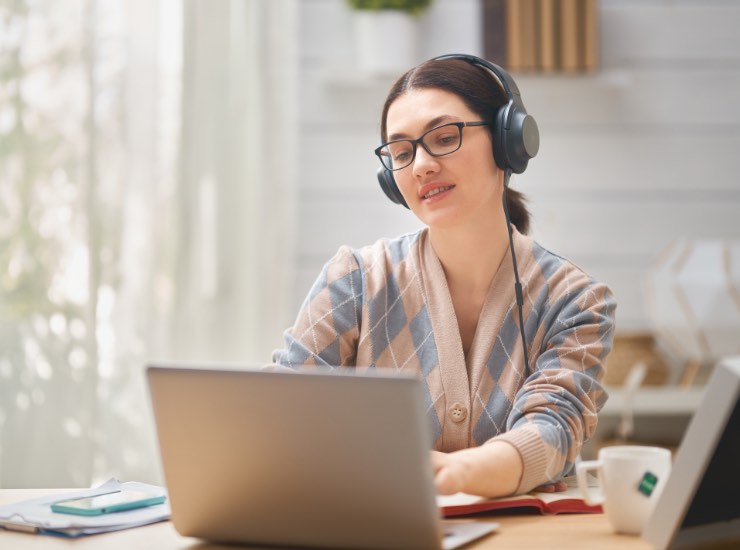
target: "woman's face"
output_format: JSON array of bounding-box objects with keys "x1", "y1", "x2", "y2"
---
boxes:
[{"x1": 385, "y1": 88, "x2": 501, "y2": 230}]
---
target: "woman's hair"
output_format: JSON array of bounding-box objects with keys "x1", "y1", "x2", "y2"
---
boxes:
[{"x1": 379, "y1": 59, "x2": 531, "y2": 235}]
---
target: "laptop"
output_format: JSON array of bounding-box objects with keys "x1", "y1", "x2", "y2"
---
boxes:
[
  {"x1": 642, "y1": 356, "x2": 740, "y2": 549},
  {"x1": 146, "y1": 365, "x2": 498, "y2": 550}
]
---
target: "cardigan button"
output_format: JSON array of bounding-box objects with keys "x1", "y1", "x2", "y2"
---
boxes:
[{"x1": 448, "y1": 403, "x2": 467, "y2": 423}]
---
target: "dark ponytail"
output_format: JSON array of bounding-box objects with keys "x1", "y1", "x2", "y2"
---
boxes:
[{"x1": 505, "y1": 187, "x2": 530, "y2": 235}]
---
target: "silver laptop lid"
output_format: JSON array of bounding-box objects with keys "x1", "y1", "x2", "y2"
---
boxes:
[
  {"x1": 642, "y1": 356, "x2": 740, "y2": 549},
  {"x1": 147, "y1": 365, "x2": 445, "y2": 550}
]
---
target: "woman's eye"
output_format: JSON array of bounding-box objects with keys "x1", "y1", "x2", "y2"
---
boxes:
[{"x1": 433, "y1": 132, "x2": 459, "y2": 149}]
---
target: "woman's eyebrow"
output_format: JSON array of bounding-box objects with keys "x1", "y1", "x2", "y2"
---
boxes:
[{"x1": 388, "y1": 114, "x2": 458, "y2": 141}]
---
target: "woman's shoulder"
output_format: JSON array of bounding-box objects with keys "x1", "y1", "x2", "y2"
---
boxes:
[
  {"x1": 319, "y1": 229, "x2": 426, "y2": 295},
  {"x1": 343, "y1": 228, "x2": 426, "y2": 268}
]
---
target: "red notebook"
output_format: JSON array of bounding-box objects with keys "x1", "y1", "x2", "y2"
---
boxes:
[{"x1": 437, "y1": 477, "x2": 603, "y2": 517}]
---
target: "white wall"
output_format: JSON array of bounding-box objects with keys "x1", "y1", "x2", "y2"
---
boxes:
[{"x1": 293, "y1": 0, "x2": 740, "y2": 333}]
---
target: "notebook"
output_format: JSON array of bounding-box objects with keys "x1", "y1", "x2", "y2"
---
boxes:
[
  {"x1": 146, "y1": 365, "x2": 498, "y2": 550},
  {"x1": 642, "y1": 356, "x2": 740, "y2": 549}
]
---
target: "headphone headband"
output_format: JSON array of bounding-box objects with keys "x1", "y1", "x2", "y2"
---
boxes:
[{"x1": 432, "y1": 53, "x2": 521, "y2": 100}]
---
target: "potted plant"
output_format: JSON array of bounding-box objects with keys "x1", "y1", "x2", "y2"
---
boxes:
[
  {"x1": 345, "y1": 0, "x2": 433, "y2": 74},
  {"x1": 346, "y1": 0, "x2": 432, "y2": 16}
]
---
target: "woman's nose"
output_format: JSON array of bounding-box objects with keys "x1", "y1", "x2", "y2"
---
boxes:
[{"x1": 412, "y1": 146, "x2": 440, "y2": 177}]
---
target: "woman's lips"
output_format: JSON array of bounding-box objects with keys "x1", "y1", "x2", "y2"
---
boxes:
[{"x1": 420, "y1": 183, "x2": 455, "y2": 201}]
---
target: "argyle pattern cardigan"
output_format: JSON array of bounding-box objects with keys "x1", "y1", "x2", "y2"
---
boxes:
[{"x1": 273, "y1": 227, "x2": 616, "y2": 493}]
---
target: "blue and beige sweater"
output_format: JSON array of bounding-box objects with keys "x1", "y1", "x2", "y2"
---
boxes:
[{"x1": 273, "y1": 227, "x2": 616, "y2": 493}]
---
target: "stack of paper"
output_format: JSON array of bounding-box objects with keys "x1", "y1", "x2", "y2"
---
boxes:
[{"x1": 0, "y1": 478, "x2": 170, "y2": 537}]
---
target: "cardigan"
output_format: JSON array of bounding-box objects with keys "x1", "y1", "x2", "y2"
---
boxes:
[{"x1": 272, "y1": 227, "x2": 617, "y2": 493}]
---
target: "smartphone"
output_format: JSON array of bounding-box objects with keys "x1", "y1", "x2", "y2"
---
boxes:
[{"x1": 50, "y1": 490, "x2": 166, "y2": 516}]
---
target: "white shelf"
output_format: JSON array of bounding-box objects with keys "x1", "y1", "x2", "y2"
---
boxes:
[
  {"x1": 600, "y1": 386, "x2": 706, "y2": 417},
  {"x1": 319, "y1": 65, "x2": 399, "y2": 89}
]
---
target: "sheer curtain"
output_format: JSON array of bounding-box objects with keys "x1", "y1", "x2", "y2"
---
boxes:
[
  {"x1": 0, "y1": 0, "x2": 297, "y2": 488},
  {"x1": 171, "y1": 0, "x2": 298, "y2": 366}
]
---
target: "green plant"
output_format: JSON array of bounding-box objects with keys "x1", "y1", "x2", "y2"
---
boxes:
[{"x1": 346, "y1": 0, "x2": 432, "y2": 17}]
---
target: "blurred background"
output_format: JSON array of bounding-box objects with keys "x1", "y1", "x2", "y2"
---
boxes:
[{"x1": 1, "y1": 0, "x2": 738, "y2": 488}]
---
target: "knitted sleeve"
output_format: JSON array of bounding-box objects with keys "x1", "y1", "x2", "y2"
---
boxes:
[
  {"x1": 272, "y1": 246, "x2": 364, "y2": 368},
  {"x1": 495, "y1": 278, "x2": 617, "y2": 493}
]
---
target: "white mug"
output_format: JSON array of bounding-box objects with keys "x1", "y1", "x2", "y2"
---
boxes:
[{"x1": 576, "y1": 445, "x2": 672, "y2": 535}]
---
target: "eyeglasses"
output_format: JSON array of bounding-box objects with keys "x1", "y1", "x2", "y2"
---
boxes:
[{"x1": 375, "y1": 121, "x2": 491, "y2": 171}]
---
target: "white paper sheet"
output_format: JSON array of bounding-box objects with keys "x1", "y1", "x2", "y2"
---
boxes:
[{"x1": 0, "y1": 478, "x2": 170, "y2": 537}]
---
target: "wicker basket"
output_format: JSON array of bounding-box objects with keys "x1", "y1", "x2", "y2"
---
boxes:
[{"x1": 605, "y1": 332, "x2": 670, "y2": 386}]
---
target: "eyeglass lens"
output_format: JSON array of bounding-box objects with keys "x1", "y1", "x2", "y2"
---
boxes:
[{"x1": 380, "y1": 123, "x2": 463, "y2": 170}]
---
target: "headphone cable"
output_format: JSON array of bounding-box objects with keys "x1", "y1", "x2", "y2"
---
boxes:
[{"x1": 501, "y1": 168, "x2": 531, "y2": 374}]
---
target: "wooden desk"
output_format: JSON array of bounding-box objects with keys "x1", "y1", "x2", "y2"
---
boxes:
[{"x1": 1, "y1": 489, "x2": 653, "y2": 549}]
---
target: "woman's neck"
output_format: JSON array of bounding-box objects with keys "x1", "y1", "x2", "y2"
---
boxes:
[{"x1": 429, "y1": 212, "x2": 511, "y2": 293}]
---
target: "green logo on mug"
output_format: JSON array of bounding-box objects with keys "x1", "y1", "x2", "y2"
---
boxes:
[{"x1": 638, "y1": 471, "x2": 658, "y2": 496}]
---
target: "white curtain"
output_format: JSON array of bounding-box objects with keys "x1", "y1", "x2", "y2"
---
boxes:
[
  {"x1": 171, "y1": 0, "x2": 298, "y2": 366},
  {"x1": 0, "y1": 0, "x2": 297, "y2": 488}
]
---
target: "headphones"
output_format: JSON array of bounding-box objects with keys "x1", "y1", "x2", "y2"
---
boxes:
[{"x1": 376, "y1": 53, "x2": 540, "y2": 209}]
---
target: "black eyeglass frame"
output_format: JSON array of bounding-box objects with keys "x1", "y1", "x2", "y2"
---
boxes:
[{"x1": 374, "y1": 121, "x2": 492, "y2": 172}]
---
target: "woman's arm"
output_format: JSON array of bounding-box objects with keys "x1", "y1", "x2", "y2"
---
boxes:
[
  {"x1": 272, "y1": 246, "x2": 363, "y2": 368},
  {"x1": 494, "y1": 280, "x2": 617, "y2": 493}
]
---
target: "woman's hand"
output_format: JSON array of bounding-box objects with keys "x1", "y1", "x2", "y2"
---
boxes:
[
  {"x1": 533, "y1": 480, "x2": 568, "y2": 493},
  {"x1": 431, "y1": 450, "x2": 469, "y2": 495},
  {"x1": 430, "y1": 441, "x2": 523, "y2": 498}
]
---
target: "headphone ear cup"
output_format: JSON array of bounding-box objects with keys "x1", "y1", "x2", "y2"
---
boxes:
[
  {"x1": 504, "y1": 107, "x2": 540, "y2": 174},
  {"x1": 377, "y1": 166, "x2": 409, "y2": 209},
  {"x1": 492, "y1": 104, "x2": 509, "y2": 170}
]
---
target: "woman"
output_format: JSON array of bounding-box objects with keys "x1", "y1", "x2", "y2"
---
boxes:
[{"x1": 272, "y1": 55, "x2": 616, "y2": 498}]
